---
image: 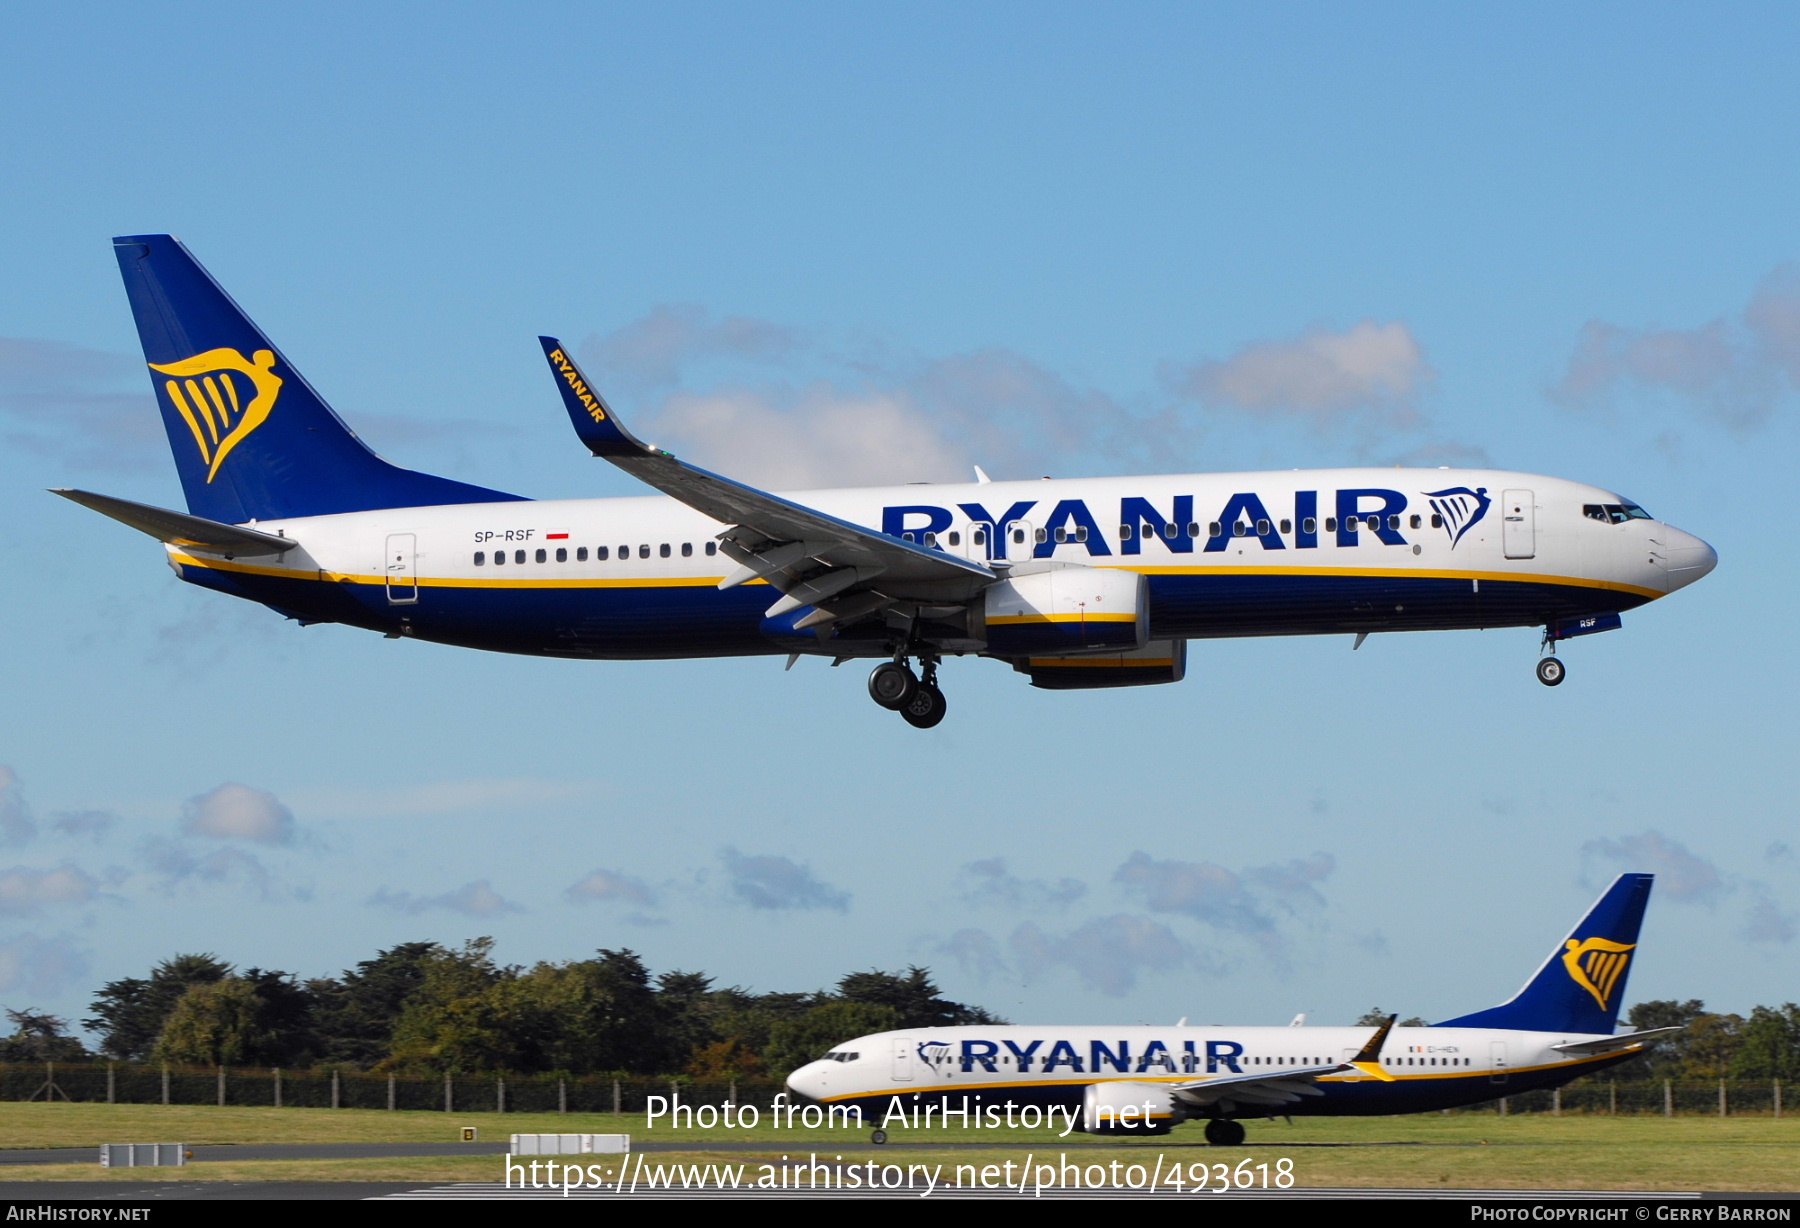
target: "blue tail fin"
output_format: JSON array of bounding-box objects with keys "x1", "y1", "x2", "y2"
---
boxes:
[
  {"x1": 112, "y1": 235, "x2": 524, "y2": 522},
  {"x1": 1436, "y1": 874, "x2": 1653, "y2": 1034}
]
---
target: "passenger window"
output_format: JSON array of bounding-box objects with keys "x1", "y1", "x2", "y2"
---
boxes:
[
  {"x1": 973, "y1": 528, "x2": 986, "y2": 546},
  {"x1": 639, "y1": 544, "x2": 649, "y2": 559},
  {"x1": 556, "y1": 548, "x2": 567, "y2": 562},
  {"x1": 1186, "y1": 522, "x2": 1200, "y2": 537},
  {"x1": 1303, "y1": 517, "x2": 1316, "y2": 534},
  {"x1": 494, "y1": 550, "x2": 505, "y2": 566},
  {"x1": 1279, "y1": 519, "x2": 1291, "y2": 534},
  {"x1": 578, "y1": 546, "x2": 589, "y2": 561},
  {"x1": 1233, "y1": 522, "x2": 1246, "y2": 537},
  {"x1": 1255, "y1": 518, "x2": 1270, "y2": 535},
  {"x1": 659, "y1": 543, "x2": 670, "y2": 558},
  {"x1": 925, "y1": 532, "x2": 938, "y2": 547},
  {"x1": 1325, "y1": 517, "x2": 1338, "y2": 532},
  {"x1": 619, "y1": 545, "x2": 628, "y2": 558},
  {"x1": 1208, "y1": 522, "x2": 1222, "y2": 537},
  {"x1": 1077, "y1": 526, "x2": 1089, "y2": 542},
  {"x1": 705, "y1": 542, "x2": 717, "y2": 555},
  {"x1": 1120, "y1": 524, "x2": 1134, "y2": 540},
  {"x1": 1035, "y1": 528, "x2": 1047, "y2": 543},
  {"x1": 1054, "y1": 527, "x2": 1068, "y2": 543},
  {"x1": 595, "y1": 546, "x2": 607, "y2": 560},
  {"x1": 1162, "y1": 523, "x2": 1175, "y2": 539},
  {"x1": 535, "y1": 548, "x2": 547, "y2": 563},
  {"x1": 1431, "y1": 514, "x2": 1443, "y2": 528},
  {"x1": 474, "y1": 551, "x2": 485, "y2": 566},
  {"x1": 1409, "y1": 514, "x2": 1422, "y2": 529},
  {"x1": 1387, "y1": 514, "x2": 1400, "y2": 531},
  {"x1": 682, "y1": 542, "x2": 692, "y2": 557},
  {"x1": 947, "y1": 531, "x2": 960, "y2": 546},
  {"x1": 515, "y1": 550, "x2": 526, "y2": 564}
]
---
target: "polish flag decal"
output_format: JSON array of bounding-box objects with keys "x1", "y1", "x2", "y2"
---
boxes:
[{"x1": 546, "y1": 529, "x2": 570, "y2": 540}]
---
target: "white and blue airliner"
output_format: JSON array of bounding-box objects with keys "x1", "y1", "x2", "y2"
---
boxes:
[
  {"x1": 61, "y1": 236, "x2": 1717, "y2": 726},
  {"x1": 787, "y1": 874, "x2": 1672, "y2": 1146}
]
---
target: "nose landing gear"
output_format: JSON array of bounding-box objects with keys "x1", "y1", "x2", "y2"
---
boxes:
[
  {"x1": 1536, "y1": 627, "x2": 1566, "y2": 687},
  {"x1": 868, "y1": 653, "x2": 948, "y2": 727}
]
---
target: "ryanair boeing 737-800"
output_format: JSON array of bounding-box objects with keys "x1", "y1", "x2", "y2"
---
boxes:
[
  {"x1": 59, "y1": 236, "x2": 1717, "y2": 726},
  {"x1": 786, "y1": 874, "x2": 1670, "y2": 1146}
]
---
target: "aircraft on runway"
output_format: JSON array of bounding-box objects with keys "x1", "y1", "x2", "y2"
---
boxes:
[
  {"x1": 61, "y1": 235, "x2": 1717, "y2": 727},
  {"x1": 786, "y1": 874, "x2": 1673, "y2": 1146}
]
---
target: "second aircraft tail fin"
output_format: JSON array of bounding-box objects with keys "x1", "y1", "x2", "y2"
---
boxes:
[{"x1": 1436, "y1": 874, "x2": 1654, "y2": 1035}]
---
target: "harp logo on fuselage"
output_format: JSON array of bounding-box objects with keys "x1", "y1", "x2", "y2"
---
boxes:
[{"x1": 148, "y1": 348, "x2": 283, "y2": 483}]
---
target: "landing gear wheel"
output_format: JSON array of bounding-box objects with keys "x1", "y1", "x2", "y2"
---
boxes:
[
  {"x1": 868, "y1": 662, "x2": 918, "y2": 709},
  {"x1": 1536, "y1": 657, "x2": 1566, "y2": 687},
  {"x1": 1204, "y1": 1118, "x2": 1245, "y2": 1146},
  {"x1": 870, "y1": 1129, "x2": 888, "y2": 1145},
  {"x1": 900, "y1": 683, "x2": 947, "y2": 729}
]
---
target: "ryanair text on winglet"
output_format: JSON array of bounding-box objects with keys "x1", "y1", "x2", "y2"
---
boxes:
[{"x1": 548, "y1": 349, "x2": 607, "y2": 423}]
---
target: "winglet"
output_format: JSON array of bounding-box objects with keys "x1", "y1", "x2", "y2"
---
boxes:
[
  {"x1": 1348, "y1": 1013, "x2": 1398, "y2": 1081},
  {"x1": 537, "y1": 337, "x2": 654, "y2": 458}
]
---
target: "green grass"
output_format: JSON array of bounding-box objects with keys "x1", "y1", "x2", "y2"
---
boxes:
[{"x1": 0, "y1": 1103, "x2": 1793, "y2": 1190}]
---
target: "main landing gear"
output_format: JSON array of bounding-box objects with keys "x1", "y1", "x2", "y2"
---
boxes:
[
  {"x1": 1204, "y1": 1118, "x2": 1246, "y2": 1146},
  {"x1": 868, "y1": 655, "x2": 947, "y2": 728}
]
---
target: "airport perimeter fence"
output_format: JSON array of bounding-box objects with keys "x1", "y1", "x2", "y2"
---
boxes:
[
  {"x1": 0, "y1": 1063, "x2": 1790, "y2": 1118},
  {"x1": 0, "y1": 1062, "x2": 785, "y2": 1113}
]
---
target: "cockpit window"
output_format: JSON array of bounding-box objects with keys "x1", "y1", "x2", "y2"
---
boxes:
[
  {"x1": 823, "y1": 1050, "x2": 858, "y2": 1063},
  {"x1": 1584, "y1": 501, "x2": 1654, "y2": 525}
]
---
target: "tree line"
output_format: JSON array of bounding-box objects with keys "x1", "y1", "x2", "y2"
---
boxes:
[{"x1": 6, "y1": 940, "x2": 999, "y2": 1078}]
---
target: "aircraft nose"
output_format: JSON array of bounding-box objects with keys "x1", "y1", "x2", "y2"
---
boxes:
[
  {"x1": 1659, "y1": 526, "x2": 1718, "y2": 592},
  {"x1": 785, "y1": 1063, "x2": 827, "y2": 1100}
]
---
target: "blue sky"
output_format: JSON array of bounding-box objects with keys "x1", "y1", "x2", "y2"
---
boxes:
[{"x1": 0, "y1": 3, "x2": 1795, "y2": 1037}]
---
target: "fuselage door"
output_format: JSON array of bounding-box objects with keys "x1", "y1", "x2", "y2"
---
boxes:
[
  {"x1": 891, "y1": 1037, "x2": 914, "y2": 1082},
  {"x1": 385, "y1": 533, "x2": 418, "y2": 604},
  {"x1": 1489, "y1": 1040, "x2": 1509, "y2": 1084},
  {"x1": 964, "y1": 520, "x2": 991, "y2": 562},
  {"x1": 1501, "y1": 491, "x2": 1535, "y2": 560}
]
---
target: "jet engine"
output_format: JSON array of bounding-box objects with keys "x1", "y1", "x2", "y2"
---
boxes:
[
  {"x1": 981, "y1": 565, "x2": 1146, "y2": 657},
  {"x1": 1081, "y1": 1080, "x2": 1184, "y2": 1135}
]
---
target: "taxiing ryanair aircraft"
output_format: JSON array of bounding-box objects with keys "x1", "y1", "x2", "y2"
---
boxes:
[
  {"x1": 62, "y1": 236, "x2": 1717, "y2": 726},
  {"x1": 786, "y1": 874, "x2": 1670, "y2": 1145}
]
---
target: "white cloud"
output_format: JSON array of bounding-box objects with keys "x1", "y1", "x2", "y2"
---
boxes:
[
  {"x1": 0, "y1": 864, "x2": 101, "y2": 916},
  {"x1": 565, "y1": 869, "x2": 658, "y2": 908},
  {"x1": 1010, "y1": 915, "x2": 1199, "y2": 997},
  {"x1": 369, "y1": 880, "x2": 523, "y2": 918},
  {"x1": 931, "y1": 928, "x2": 1010, "y2": 981},
  {"x1": 0, "y1": 767, "x2": 36, "y2": 847},
  {"x1": 1171, "y1": 320, "x2": 1432, "y2": 418},
  {"x1": 1743, "y1": 894, "x2": 1797, "y2": 945},
  {"x1": 139, "y1": 839, "x2": 281, "y2": 900},
  {"x1": 0, "y1": 337, "x2": 163, "y2": 472},
  {"x1": 1582, "y1": 831, "x2": 1725, "y2": 904},
  {"x1": 955, "y1": 858, "x2": 1085, "y2": 912},
  {"x1": 1550, "y1": 264, "x2": 1800, "y2": 431},
  {"x1": 50, "y1": 811, "x2": 119, "y2": 842},
  {"x1": 287, "y1": 777, "x2": 598, "y2": 819},
  {"x1": 0, "y1": 933, "x2": 89, "y2": 997},
  {"x1": 583, "y1": 305, "x2": 799, "y2": 393},
  {"x1": 649, "y1": 385, "x2": 969, "y2": 489},
  {"x1": 180, "y1": 783, "x2": 295, "y2": 845},
  {"x1": 719, "y1": 848, "x2": 849, "y2": 912}
]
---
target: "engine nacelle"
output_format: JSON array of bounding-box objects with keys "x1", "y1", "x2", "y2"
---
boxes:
[
  {"x1": 1013, "y1": 639, "x2": 1186, "y2": 689},
  {"x1": 982, "y1": 565, "x2": 1146, "y2": 657},
  {"x1": 1081, "y1": 1081, "x2": 1183, "y2": 1135}
]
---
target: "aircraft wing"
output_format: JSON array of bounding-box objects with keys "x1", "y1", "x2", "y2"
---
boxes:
[
  {"x1": 1165, "y1": 1015, "x2": 1399, "y2": 1108},
  {"x1": 1165, "y1": 1063, "x2": 1348, "y2": 1108},
  {"x1": 1550, "y1": 1026, "x2": 1684, "y2": 1056},
  {"x1": 538, "y1": 338, "x2": 995, "y2": 628},
  {"x1": 51, "y1": 488, "x2": 298, "y2": 556}
]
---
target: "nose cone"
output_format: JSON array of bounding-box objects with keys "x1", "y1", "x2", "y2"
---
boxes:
[
  {"x1": 1660, "y1": 526, "x2": 1718, "y2": 592},
  {"x1": 785, "y1": 1062, "x2": 827, "y2": 1101}
]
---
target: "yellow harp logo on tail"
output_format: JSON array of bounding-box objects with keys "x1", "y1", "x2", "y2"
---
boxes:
[
  {"x1": 148, "y1": 348, "x2": 283, "y2": 482},
  {"x1": 1561, "y1": 936, "x2": 1634, "y2": 1010}
]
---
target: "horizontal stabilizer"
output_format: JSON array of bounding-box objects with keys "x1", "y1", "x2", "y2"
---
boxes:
[
  {"x1": 1550, "y1": 1026, "x2": 1684, "y2": 1055},
  {"x1": 51, "y1": 488, "x2": 297, "y2": 555}
]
